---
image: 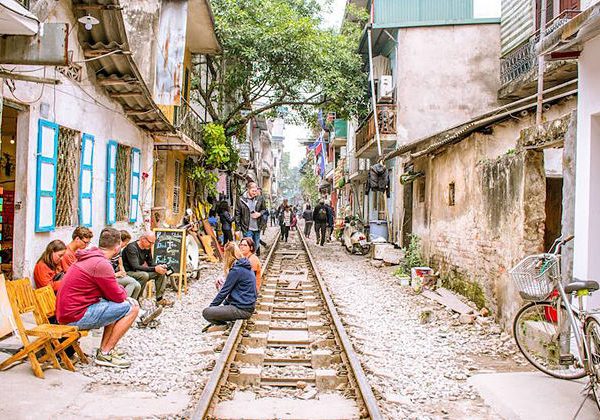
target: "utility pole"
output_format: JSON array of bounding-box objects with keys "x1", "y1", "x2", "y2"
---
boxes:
[{"x1": 536, "y1": 0, "x2": 548, "y2": 128}]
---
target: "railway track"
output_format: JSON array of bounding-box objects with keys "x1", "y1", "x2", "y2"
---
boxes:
[{"x1": 192, "y1": 229, "x2": 382, "y2": 420}]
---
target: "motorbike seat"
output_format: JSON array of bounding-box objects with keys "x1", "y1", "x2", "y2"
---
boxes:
[{"x1": 564, "y1": 279, "x2": 599, "y2": 294}]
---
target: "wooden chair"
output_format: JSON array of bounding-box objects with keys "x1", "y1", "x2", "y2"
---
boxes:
[
  {"x1": 34, "y1": 286, "x2": 89, "y2": 365},
  {"x1": 0, "y1": 279, "x2": 76, "y2": 377}
]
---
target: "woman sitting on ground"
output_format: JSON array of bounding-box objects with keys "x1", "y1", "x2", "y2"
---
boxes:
[
  {"x1": 239, "y1": 237, "x2": 262, "y2": 290},
  {"x1": 203, "y1": 243, "x2": 256, "y2": 329},
  {"x1": 34, "y1": 240, "x2": 67, "y2": 292}
]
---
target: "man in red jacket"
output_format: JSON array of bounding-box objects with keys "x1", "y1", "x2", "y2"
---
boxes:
[{"x1": 57, "y1": 227, "x2": 139, "y2": 369}]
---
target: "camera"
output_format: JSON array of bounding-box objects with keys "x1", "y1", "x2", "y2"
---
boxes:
[{"x1": 165, "y1": 266, "x2": 174, "y2": 276}]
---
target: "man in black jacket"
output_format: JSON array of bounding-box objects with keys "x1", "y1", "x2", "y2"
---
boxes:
[
  {"x1": 122, "y1": 231, "x2": 173, "y2": 307},
  {"x1": 312, "y1": 200, "x2": 328, "y2": 246},
  {"x1": 235, "y1": 182, "x2": 267, "y2": 255}
]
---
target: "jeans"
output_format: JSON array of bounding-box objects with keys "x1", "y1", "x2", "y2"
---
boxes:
[
  {"x1": 222, "y1": 229, "x2": 233, "y2": 244},
  {"x1": 117, "y1": 275, "x2": 142, "y2": 300},
  {"x1": 69, "y1": 299, "x2": 132, "y2": 330},
  {"x1": 244, "y1": 230, "x2": 261, "y2": 254},
  {"x1": 202, "y1": 305, "x2": 254, "y2": 325},
  {"x1": 127, "y1": 270, "x2": 166, "y2": 301},
  {"x1": 280, "y1": 225, "x2": 290, "y2": 241},
  {"x1": 315, "y1": 223, "x2": 327, "y2": 246},
  {"x1": 304, "y1": 221, "x2": 313, "y2": 238}
]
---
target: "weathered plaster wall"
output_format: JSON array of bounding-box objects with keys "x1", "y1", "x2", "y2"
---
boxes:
[
  {"x1": 410, "y1": 98, "x2": 576, "y2": 328},
  {"x1": 2, "y1": 0, "x2": 155, "y2": 278},
  {"x1": 395, "y1": 23, "x2": 501, "y2": 145},
  {"x1": 122, "y1": 0, "x2": 161, "y2": 94}
]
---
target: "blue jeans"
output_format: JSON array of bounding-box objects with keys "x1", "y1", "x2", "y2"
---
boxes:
[
  {"x1": 69, "y1": 299, "x2": 132, "y2": 330},
  {"x1": 244, "y1": 230, "x2": 261, "y2": 253}
]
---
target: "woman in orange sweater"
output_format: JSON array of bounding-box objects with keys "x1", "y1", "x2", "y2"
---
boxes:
[
  {"x1": 34, "y1": 240, "x2": 67, "y2": 292},
  {"x1": 239, "y1": 237, "x2": 262, "y2": 291}
]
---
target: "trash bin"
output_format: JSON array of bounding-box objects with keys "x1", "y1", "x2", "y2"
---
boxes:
[{"x1": 369, "y1": 220, "x2": 388, "y2": 242}]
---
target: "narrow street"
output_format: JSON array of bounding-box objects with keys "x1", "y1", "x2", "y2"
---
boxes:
[{"x1": 305, "y1": 231, "x2": 525, "y2": 419}]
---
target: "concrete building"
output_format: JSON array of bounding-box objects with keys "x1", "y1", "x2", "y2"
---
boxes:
[
  {"x1": 0, "y1": 0, "x2": 219, "y2": 279},
  {"x1": 345, "y1": 0, "x2": 503, "y2": 244},
  {"x1": 372, "y1": 0, "x2": 583, "y2": 327},
  {"x1": 537, "y1": 1, "x2": 600, "y2": 307}
]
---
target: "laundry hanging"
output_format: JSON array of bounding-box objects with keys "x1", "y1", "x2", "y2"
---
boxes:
[{"x1": 366, "y1": 163, "x2": 390, "y2": 198}]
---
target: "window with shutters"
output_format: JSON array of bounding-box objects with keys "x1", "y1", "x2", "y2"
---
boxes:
[
  {"x1": 55, "y1": 127, "x2": 80, "y2": 227},
  {"x1": 115, "y1": 144, "x2": 131, "y2": 222},
  {"x1": 173, "y1": 160, "x2": 182, "y2": 214}
]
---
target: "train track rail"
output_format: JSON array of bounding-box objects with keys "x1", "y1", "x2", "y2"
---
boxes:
[{"x1": 192, "y1": 229, "x2": 382, "y2": 420}]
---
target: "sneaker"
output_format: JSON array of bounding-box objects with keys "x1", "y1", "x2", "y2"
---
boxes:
[
  {"x1": 157, "y1": 298, "x2": 174, "y2": 307},
  {"x1": 95, "y1": 349, "x2": 131, "y2": 369},
  {"x1": 140, "y1": 306, "x2": 163, "y2": 325},
  {"x1": 112, "y1": 347, "x2": 127, "y2": 357}
]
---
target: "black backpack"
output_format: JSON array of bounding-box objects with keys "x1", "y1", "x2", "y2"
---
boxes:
[{"x1": 317, "y1": 207, "x2": 327, "y2": 221}]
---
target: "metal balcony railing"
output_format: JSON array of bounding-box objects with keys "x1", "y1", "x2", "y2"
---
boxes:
[
  {"x1": 15, "y1": 0, "x2": 29, "y2": 8},
  {"x1": 174, "y1": 101, "x2": 204, "y2": 146},
  {"x1": 355, "y1": 104, "x2": 397, "y2": 153},
  {"x1": 500, "y1": 10, "x2": 580, "y2": 86}
]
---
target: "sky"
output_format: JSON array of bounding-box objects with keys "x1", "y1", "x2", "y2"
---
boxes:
[{"x1": 282, "y1": 0, "x2": 502, "y2": 167}]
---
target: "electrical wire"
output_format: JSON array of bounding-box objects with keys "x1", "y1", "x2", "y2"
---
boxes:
[{"x1": 3, "y1": 68, "x2": 46, "y2": 104}]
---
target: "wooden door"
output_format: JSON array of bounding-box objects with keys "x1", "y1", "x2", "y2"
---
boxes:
[{"x1": 560, "y1": 0, "x2": 580, "y2": 12}]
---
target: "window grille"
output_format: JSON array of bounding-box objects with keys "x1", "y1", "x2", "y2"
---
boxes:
[
  {"x1": 418, "y1": 178, "x2": 426, "y2": 203},
  {"x1": 116, "y1": 144, "x2": 131, "y2": 221},
  {"x1": 56, "y1": 127, "x2": 80, "y2": 227},
  {"x1": 448, "y1": 182, "x2": 456, "y2": 207},
  {"x1": 173, "y1": 160, "x2": 181, "y2": 214}
]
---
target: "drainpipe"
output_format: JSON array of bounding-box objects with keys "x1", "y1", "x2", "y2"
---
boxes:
[
  {"x1": 536, "y1": 0, "x2": 548, "y2": 128},
  {"x1": 367, "y1": 0, "x2": 382, "y2": 157}
]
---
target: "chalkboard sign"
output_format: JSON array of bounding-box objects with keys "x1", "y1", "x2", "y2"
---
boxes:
[{"x1": 153, "y1": 229, "x2": 186, "y2": 276}]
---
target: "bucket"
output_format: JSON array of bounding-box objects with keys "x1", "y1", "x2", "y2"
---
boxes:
[{"x1": 369, "y1": 220, "x2": 388, "y2": 242}]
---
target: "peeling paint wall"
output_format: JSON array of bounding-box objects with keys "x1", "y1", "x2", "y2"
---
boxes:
[
  {"x1": 410, "y1": 98, "x2": 576, "y2": 329},
  {"x1": 122, "y1": 0, "x2": 161, "y2": 94}
]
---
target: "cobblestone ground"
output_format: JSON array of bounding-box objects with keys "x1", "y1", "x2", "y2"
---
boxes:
[
  {"x1": 304, "y1": 229, "x2": 530, "y2": 419},
  {"x1": 77, "y1": 227, "x2": 280, "y2": 417}
]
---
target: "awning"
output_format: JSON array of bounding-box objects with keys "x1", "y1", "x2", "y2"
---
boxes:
[{"x1": 0, "y1": 0, "x2": 39, "y2": 35}]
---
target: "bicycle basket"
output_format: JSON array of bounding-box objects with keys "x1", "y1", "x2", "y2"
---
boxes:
[{"x1": 509, "y1": 254, "x2": 560, "y2": 301}]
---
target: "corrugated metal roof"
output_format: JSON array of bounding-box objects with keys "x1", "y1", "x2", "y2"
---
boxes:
[
  {"x1": 500, "y1": 0, "x2": 535, "y2": 56},
  {"x1": 71, "y1": 0, "x2": 175, "y2": 134},
  {"x1": 373, "y1": 0, "x2": 475, "y2": 27}
]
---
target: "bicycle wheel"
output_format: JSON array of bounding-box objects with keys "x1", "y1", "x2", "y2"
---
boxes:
[
  {"x1": 584, "y1": 317, "x2": 600, "y2": 410},
  {"x1": 513, "y1": 301, "x2": 586, "y2": 379}
]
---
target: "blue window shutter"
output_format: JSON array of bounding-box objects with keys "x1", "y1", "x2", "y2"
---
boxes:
[
  {"x1": 129, "y1": 148, "x2": 141, "y2": 223},
  {"x1": 35, "y1": 119, "x2": 59, "y2": 232},
  {"x1": 106, "y1": 140, "x2": 118, "y2": 225},
  {"x1": 79, "y1": 134, "x2": 95, "y2": 227}
]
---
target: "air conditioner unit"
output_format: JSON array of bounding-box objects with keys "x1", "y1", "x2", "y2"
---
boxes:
[{"x1": 377, "y1": 75, "x2": 393, "y2": 103}]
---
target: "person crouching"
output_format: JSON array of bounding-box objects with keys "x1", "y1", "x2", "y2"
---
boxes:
[{"x1": 202, "y1": 245, "x2": 256, "y2": 329}]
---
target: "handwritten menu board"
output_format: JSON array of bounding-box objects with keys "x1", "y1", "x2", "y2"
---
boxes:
[{"x1": 153, "y1": 229, "x2": 185, "y2": 276}]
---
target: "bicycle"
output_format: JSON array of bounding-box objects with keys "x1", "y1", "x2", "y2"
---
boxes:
[{"x1": 510, "y1": 235, "x2": 600, "y2": 410}]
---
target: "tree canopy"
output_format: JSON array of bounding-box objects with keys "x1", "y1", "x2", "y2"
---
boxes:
[{"x1": 192, "y1": 0, "x2": 367, "y2": 136}]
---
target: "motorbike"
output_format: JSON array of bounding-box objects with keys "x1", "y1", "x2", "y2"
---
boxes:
[{"x1": 342, "y1": 216, "x2": 371, "y2": 255}]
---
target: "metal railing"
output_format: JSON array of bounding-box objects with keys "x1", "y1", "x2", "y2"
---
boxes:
[
  {"x1": 500, "y1": 10, "x2": 580, "y2": 86},
  {"x1": 174, "y1": 101, "x2": 204, "y2": 146},
  {"x1": 355, "y1": 104, "x2": 397, "y2": 153},
  {"x1": 15, "y1": 0, "x2": 29, "y2": 9}
]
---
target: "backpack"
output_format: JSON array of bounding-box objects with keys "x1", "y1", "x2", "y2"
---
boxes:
[{"x1": 318, "y1": 207, "x2": 327, "y2": 221}]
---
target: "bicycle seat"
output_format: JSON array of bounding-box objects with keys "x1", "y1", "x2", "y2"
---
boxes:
[{"x1": 564, "y1": 279, "x2": 600, "y2": 294}]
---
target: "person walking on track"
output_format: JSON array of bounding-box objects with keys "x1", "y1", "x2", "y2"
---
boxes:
[
  {"x1": 302, "y1": 204, "x2": 314, "y2": 238},
  {"x1": 235, "y1": 181, "x2": 267, "y2": 256},
  {"x1": 313, "y1": 200, "x2": 328, "y2": 246}
]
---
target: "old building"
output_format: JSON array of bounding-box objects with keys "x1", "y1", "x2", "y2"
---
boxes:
[
  {"x1": 0, "y1": 0, "x2": 219, "y2": 279},
  {"x1": 344, "y1": 0, "x2": 503, "y2": 243},
  {"x1": 382, "y1": 0, "x2": 582, "y2": 326}
]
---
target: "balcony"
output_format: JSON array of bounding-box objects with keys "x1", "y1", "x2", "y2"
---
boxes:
[
  {"x1": 499, "y1": 10, "x2": 580, "y2": 99},
  {"x1": 355, "y1": 104, "x2": 397, "y2": 159},
  {"x1": 174, "y1": 102, "x2": 204, "y2": 146}
]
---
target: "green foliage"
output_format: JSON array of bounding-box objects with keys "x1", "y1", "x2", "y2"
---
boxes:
[
  {"x1": 193, "y1": 0, "x2": 368, "y2": 134},
  {"x1": 184, "y1": 123, "x2": 239, "y2": 197},
  {"x1": 299, "y1": 154, "x2": 319, "y2": 204},
  {"x1": 404, "y1": 234, "x2": 424, "y2": 272},
  {"x1": 278, "y1": 152, "x2": 300, "y2": 199}
]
